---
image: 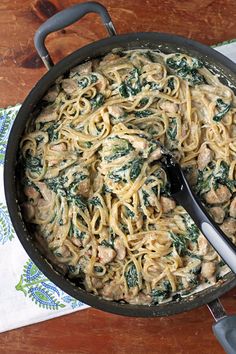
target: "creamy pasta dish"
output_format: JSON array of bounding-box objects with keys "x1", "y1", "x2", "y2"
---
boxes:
[{"x1": 19, "y1": 49, "x2": 236, "y2": 305}]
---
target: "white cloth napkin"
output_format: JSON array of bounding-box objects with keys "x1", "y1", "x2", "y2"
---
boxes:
[{"x1": 0, "y1": 40, "x2": 235, "y2": 333}]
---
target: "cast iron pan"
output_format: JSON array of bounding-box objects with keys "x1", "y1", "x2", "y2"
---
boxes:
[{"x1": 3, "y1": 2, "x2": 236, "y2": 352}]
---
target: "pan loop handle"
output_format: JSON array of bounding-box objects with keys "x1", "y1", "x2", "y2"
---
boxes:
[{"x1": 34, "y1": 1, "x2": 117, "y2": 70}]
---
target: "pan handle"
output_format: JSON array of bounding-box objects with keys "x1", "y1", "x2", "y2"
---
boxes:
[
  {"x1": 34, "y1": 1, "x2": 116, "y2": 70},
  {"x1": 208, "y1": 298, "x2": 236, "y2": 354}
]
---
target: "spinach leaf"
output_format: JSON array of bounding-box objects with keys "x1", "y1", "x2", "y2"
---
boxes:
[
  {"x1": 167, "y1": 118, "x2": 177, "y2": 141},
  {"x1": 101, "y1": 235, "x2": 115, "y2": 248},
  {"x1": 72, "y1": 195, "x2": 88, "y2": 211},
  {"x1": 142, "y1": 190, "x2": 150, "y2": 207},
  {"x1": 94, "y1": 266, "x2": 103, "y2": 273},
  {"x1": 130, "y1": 158, "x2": 143, "y2": 181},
  {"x1": 119, "y1": 68, "x2": 142, "y2": 98},
  {"x1": 45, "y1": 175, "x2": 68, "y2": 197},
  {"x1": 125, "y1": 262, "x2": 138, "y2": 288},
  {"x1": 89, "y1": 196, "x2": 102, "y2": 207},
  {"x1": 151, "y1": 280, "x2": 171, "y2": 304},
  {"x1": 194, "y1": 169, "x2": 212, "y2": 195},
  {"x1": 24, "y1": 156, "x2": 42, "y2": 174},
  {"x1": 167, "y1": 77, "x2": 175, "y2": 90},
  {"x1": 134, "y1": 110, "x2": 153, "y2": 118},
  {"x1": 105, "y1": 139, "x2": 134, "y2": 162},
  {"x1": 169, "y1": 231, "x2": 187, "y2": 255},
  {"x1": 78, "y1": 77, "x2": 89, "y2": 88},
  {"x1": 125, "y1": 206, "x2": 135, "y2": 219},
  {"x1": 90, "y1": 93, "x2": 105, "y2": 109},
  {"x1": 213, "y1": 99, "x2": 231, "y2": 122},
  {"x1": 213, "y1": 161, "x2": 236, "y2": 192},
  {"x1": 166, "y1": 56, "x2": 205, "y2": 86},
  {"x1": 46, "y1": 122, "x2": 59, "y2": 142},
  {"x1": 184, "y1": 215, "x2": 199, "y2": 242},
  {"x1": 90, "y1": 74, "x2": 98, "y2": 84},
  {"x1": 138, "y1": 97, "x2": 149, "y2": 108},
  {"x1": 69, "y1": 224, "x2": 86, "y2": 239}
]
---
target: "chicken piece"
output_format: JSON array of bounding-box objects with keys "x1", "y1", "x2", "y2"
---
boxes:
[
  {"x1": 160, "y1": 196, "x2": 176, "y2": 213},
  {"x1": 71, "y1": 60, "x2": 92, "y2": 75},
  {"x1": 229, "y1": 197, "x2": 236, "y2": 218},
  {"x1": 220, "y1": 218, "x2": 236, "y2": 237},
  {"x1": 114, "y1": 238, "x2": 126, "y2": 260},
  {"x1": 209, "y1": 206, "x2": 225, "y2": 224},
  {"x1": 36, "y1": 106, "x2": 58, "y2": 123},
  {"x1": 98, "y1": 246, "x2": 116, "y2": 265},
  {"x1": 91, "y1": 277, "x2": 103, "y2": 290},
  {"x1": 43, "y1": 85, "x2": 59, "y2": 102},
  {"x1": 107, "y1": 105, "x2": 124, "y2": 119},
  {"x1": 204, "y1": 185, "x2": 231, "y2": 204},
  {"x1": 21, "y1": 202, "x2": 35, "y2": 221},
  {"x1": 24, "y1": 186, "x2": 40, "y2": 201},
  {"x1": 197, "y1": 145, "x2": 213, "y2": 170},
  {"x1": 34, "y1": 182, "x2": 52, "y2": 201},
  {"x1": 201, "y1": 262, "x2": 216, "y2": 281},
  {"x1": 160, "y1": 101, "x2": 178, "y2": 113},
  {"x1": 51, "y1": 143, "x2": 67, "y2": 151},
  {"x1": 124, "y1": 135, "x2": 147, "y2": 151},
  {"x1": 198, "y1": 234, "x2": 209, "y2": 256},
  {"x1": 100, "y1": 280, "x2": 123, "y2": 300},
  {"x1": 149, "y1": 147, "x2": 162, "y2": 162},
  {"x1": 77, "y1": 178, "x2": 90, "y2": 198},
  {"x1": 61, "y1": 78, "x2": 78, "y2": 94}
]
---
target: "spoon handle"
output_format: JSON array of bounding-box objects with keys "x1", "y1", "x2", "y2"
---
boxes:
[{"x1": 172, "y1": 167, "x2": 236, "y2": 274}]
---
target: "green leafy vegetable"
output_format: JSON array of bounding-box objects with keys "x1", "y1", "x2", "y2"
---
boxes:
[
  {"x1": 213, "y1": 161, "x2": 236, "y2": 191},
  {"x1": 167, "y1": 118, "x2": 177, "y2": 141},
  {"x1": 125, "y1": 206, "x2": 135, "y2": 219},
  {"x1": 167, "y1": 78, "x2": 175, "y2": 90},
  {"x1": 119, "y1": 68, "x2": 142, "y2": 98},
  {"x1": 46, "y1": 122, "x2": 59, "y2": 142},
  {"x1": 105, "y1": 138, "x2": 134, "y2": 162},
  {"x1": 24, "y1": 156, "x2": 42, "y2": 174},
  {"x1": 213, "y1": 99, "x2": 231, "y2": 122},
  {"x1": 78, "y1": 77, "x2": 89, "y2": 88},
  {"x1": 89, "y1": 196, "x2": 102, "y2": 207},
  {"x1": 184, "y1": 215, "x2": 199, "y2": 242},
  {"x1": 169, "y1": 231, "x2": 187, "y2": 255},
  {"x1": 125, "y1": 262, "x2": 138, "y2": 288},
  {"x1": 151, "y1": 281, "x2": 171, "y2": 304},
  {"x1": 90, "y1": 93, "x2": 105, "y2": 109},
  {"x1": 166, "y1": 56, "x2": 205, "y2": 86},
  {"x1": 142, "y1": 190, "x2": 150, "y2": 207},
  {"x1": 134, "y1": 110, "x2": 153, "y2": 118},
  {"x1": 130, "y1": 158, "x2": 143, "y2": 181}
]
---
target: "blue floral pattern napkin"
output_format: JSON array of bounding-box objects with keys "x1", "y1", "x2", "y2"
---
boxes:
[
  {"x1": 0, "y1": 105, "x2": 88, "y2": 333},
  {"x1": 0, "y1": 41, "x2": 235, "y2": 333}
]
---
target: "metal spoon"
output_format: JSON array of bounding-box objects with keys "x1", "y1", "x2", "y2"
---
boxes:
[{"x1": 153, "y1": 143, "x2": 236, "y2": 274}]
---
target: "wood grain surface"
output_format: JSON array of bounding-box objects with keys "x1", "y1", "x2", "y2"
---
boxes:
[{"x1": 0, "y1": 0, "x2": 236, "y2": 353}]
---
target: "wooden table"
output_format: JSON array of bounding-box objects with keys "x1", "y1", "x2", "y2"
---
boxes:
[{"x1": 0, "y1": 0, "x2": 236, "y2": 353}]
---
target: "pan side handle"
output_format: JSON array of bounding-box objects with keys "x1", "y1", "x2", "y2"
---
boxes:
[
  {"x1": 34, "y1": 1, "x2": 116, "y2": 70},
  {"x1": 208, "y1": 298, "x2": 236, "y2": 354}
]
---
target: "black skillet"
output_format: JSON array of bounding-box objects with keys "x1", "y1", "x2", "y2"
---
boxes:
[{"x1": 3, "y1": 2, "x2": 236, "y2": 352}]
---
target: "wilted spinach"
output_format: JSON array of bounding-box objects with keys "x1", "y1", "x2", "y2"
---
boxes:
[{"x1": 213, "y1": 99, "x2": 231, "y2": 122}]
